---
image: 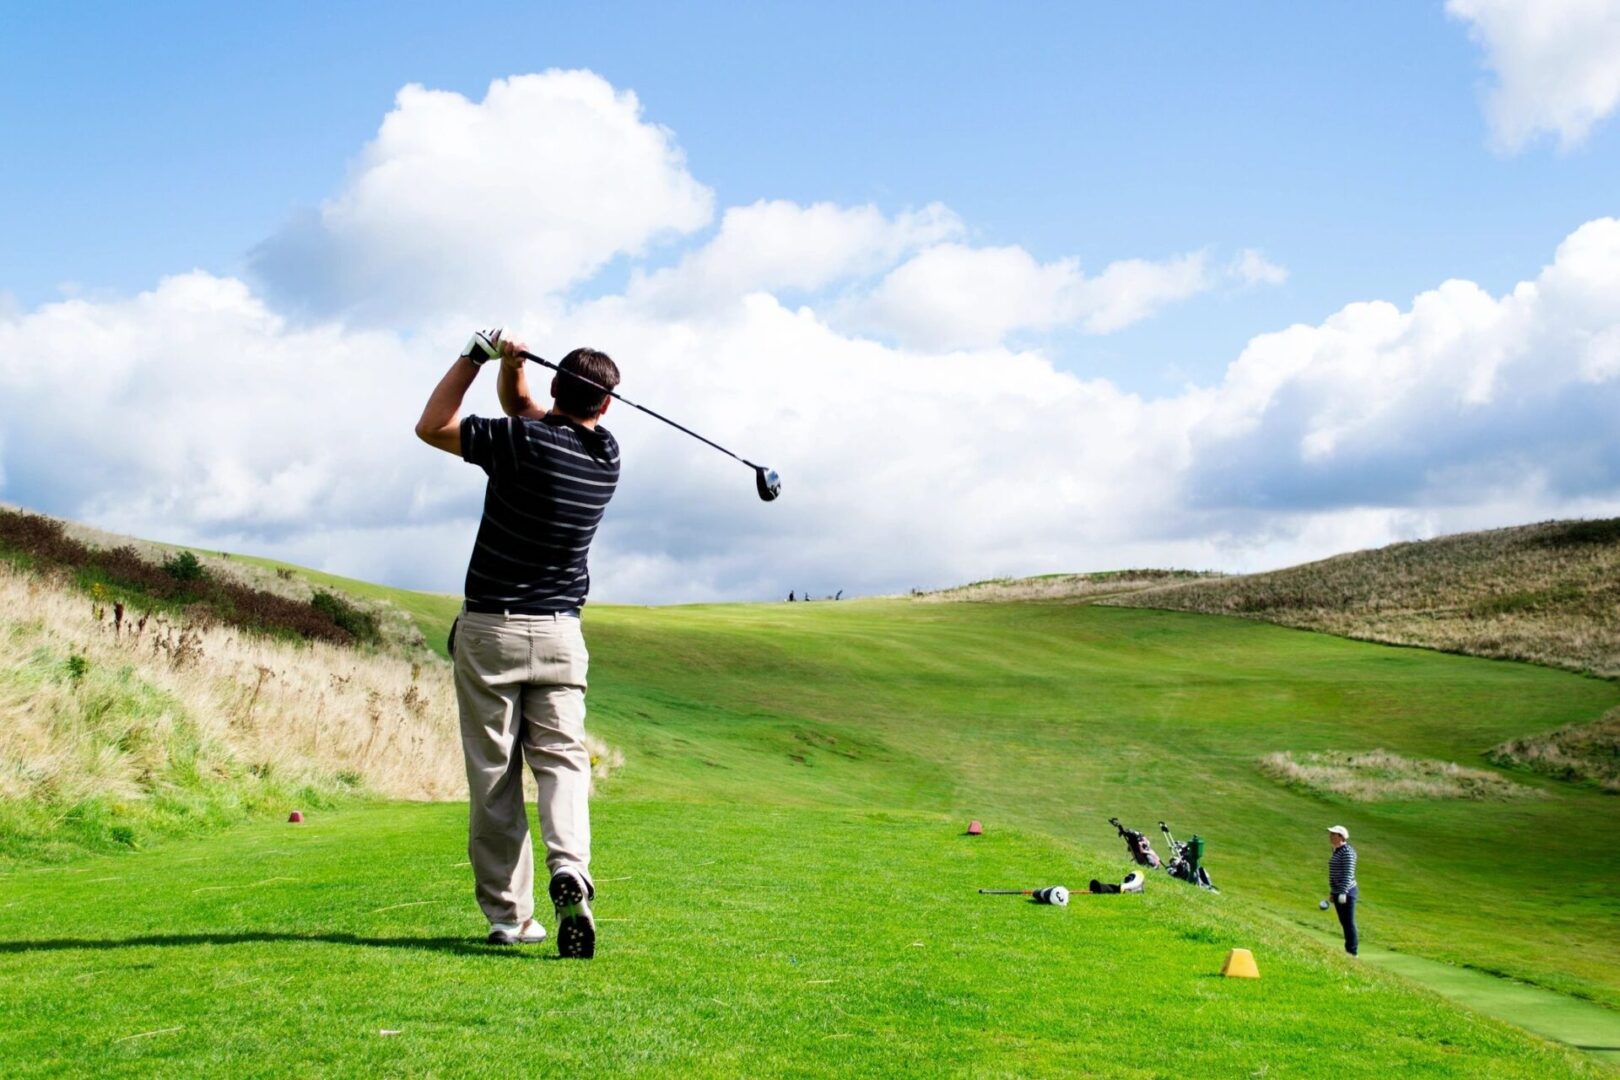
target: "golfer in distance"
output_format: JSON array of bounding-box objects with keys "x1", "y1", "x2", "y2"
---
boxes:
[
  {"x1": 1327, "y1": 825, "x2": 1359, "y2": 956},
  {"x1": 415, "y1": 330, "x2": 621, "y2": 958}
]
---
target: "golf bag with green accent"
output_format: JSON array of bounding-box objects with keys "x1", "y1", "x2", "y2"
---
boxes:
[{"x1": 1159, "y1": 821, "x2": 1218, "y2": 892}]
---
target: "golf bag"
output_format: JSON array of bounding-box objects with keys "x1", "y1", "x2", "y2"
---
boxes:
[
  {"x1": 1159, "y1": 821, "x2": 1218, "y2": 892},
  {"x1": 1109, "y1": 817, "x2": 1162, "y2": 869}
]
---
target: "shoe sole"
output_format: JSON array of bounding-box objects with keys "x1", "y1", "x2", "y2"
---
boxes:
[{"x1": 550, "y1": 873, "x2": 596, "y2": 959}]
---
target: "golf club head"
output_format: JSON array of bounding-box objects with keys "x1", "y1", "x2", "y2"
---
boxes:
[
  {"x1": 1034, "y1": 885, "x2": 1070, "y2": 907},
  {"x1": 755, "y1": 466, "x2": 782, "y2": 502}
]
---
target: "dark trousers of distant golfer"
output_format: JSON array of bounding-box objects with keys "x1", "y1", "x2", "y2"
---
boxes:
[
  {"x1": 1334, "y1": 889, "x2": 1359, "y2": 955},
  {"x1": 414, "y1": 334, "x2": 621, "y2": 937}
]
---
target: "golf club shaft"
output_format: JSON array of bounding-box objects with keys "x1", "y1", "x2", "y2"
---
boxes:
[
  {"x1": 978, "y1": 889, "x2": 1035, "y2": 895},
  {"x1": 519, "y1": 350, "x2": 764, "y2": 472}
]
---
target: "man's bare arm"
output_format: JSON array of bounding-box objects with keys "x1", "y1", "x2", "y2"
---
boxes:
[
  {"x1": 496, "y1": 338, "x2": 548, "y2": 420},
  {"x1": 414, "y1": 354, "x2": 484, "y2": 456}
]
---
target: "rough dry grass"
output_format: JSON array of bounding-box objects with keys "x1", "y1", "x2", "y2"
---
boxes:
[
  {"x1": 0, "y1": 563, "x2": 465, "y2": 856},
  {"x1": 0, "y1": 537, "x2": 618, "y2": 860},
  {"x1": 918, "y1": 568, "x2": 1220, "y2": 603},
  {"x1": 1104, "y1": 518, "x2": 1620, "y2": 678},
  {"x1": 1489, "y1": 707, "x2": 1620, "y2": 793},
  {"x1": 1258, "y1": 749, "x2": 1542, "y2": 802}
]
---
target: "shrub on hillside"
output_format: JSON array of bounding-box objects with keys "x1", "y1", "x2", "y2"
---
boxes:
[
  {"x1": 312, "y1": 590, "x2": 380, "y2": 645},
  {"x1": 0, "y1": 507, "x2": 369, "y2": 648},
  {"x1": 162, "y1": 550, "x2": 205, "y2": 583}
]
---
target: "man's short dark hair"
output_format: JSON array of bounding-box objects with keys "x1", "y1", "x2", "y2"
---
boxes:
[{"x1": 554, "y1": 348, "x2": 620, "y2": 418}]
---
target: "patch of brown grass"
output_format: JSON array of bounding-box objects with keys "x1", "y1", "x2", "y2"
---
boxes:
[
  {"x1": 917, "y1": 569, "x2": 1221, "y2": 604},
  {"x1": 1258, "y1": 749, "x2": 1541, "y2": 802},
  {"x1": 1103, "y1": 518, "x2": 1620, "y2": 677},
  {"x1": 1488, "y1": 707, "x2": 1620, "y2": 793}
]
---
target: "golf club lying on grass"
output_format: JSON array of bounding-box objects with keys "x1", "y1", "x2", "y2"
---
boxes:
[
  {"x1": 463, "y1": 331, "x2": 781, "y2": 501},
  {"x1": 979, "y1": 886, "x2": 1070, "y2": 907}
]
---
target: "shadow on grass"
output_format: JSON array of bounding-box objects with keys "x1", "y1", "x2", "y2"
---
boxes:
[{"x1": 0, "y1": 933, "x2": 548, "y2": 958}]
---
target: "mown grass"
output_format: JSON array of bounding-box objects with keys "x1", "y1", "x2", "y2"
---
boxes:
[
  {"x1": 1104, "y1": 518, "x2": 1620, "y2": 678},
  {"x1": 238, "y1": 570, "x2": 1620, "y2": 1019},
  {"x1": 0, "y1": 802, "x2": 1605, "y2": 1078},
  {"x1": 562, "y1": 600, "x2": 1620, "y2": 1015}
]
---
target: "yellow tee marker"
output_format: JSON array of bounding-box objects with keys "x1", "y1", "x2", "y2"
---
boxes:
[{"x1": 1221, "y1": 948, "x2": 1260, "y2": 978}]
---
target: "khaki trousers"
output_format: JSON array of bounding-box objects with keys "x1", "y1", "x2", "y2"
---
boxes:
[{"x1": 452, "y1": 607, "x2": 593, "y2": 925}]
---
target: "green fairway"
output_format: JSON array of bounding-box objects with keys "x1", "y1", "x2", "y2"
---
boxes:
[
  {"x1": 570, "y1": 600, "x2": 1620, "y2": 1014},
  {"x1": 6, "y1": 569, "x2": 1619, "y2": 1073},
  {"x1": 0, "y1": 802, "x2": 1604, "y2": 1077},
  {"x1": 218, "y1": 577, "x2": 1620, "y2": 1024}
]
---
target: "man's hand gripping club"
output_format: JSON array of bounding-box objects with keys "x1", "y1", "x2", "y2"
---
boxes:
[{"x1": 414, "y1": 329, "x2": 536, "y2": 456}]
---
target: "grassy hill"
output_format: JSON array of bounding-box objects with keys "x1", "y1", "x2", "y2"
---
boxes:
[
  {"x1": 3, "y1": 514, "x2": 1619, "y2": 1073},
  {"x1": 1101, "y1": 518, "x2": 1620, "y2": 678}
]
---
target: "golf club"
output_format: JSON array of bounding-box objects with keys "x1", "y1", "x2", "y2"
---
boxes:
[
  {"x1": 978, "y1": 886, "x2": 1070, "y2": 907},
  {"x1": 471, "y1": 332, "x2": 781, "y2": 502}
]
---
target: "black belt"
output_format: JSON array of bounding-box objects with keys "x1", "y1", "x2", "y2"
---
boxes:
[{"x1": 464, "y1": 600, "x2": 581, "y2": 618}]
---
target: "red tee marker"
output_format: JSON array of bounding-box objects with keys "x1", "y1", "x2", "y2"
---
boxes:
[
  {"x1": 288, "y1": 811, "x2": 305, "y2": 823},
  {"x1": 966, "y1": 820, "x2": 983, "y2": 836}
]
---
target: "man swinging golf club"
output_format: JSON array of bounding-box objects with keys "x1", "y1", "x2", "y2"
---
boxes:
[{"x1": 415, "y1": 329, "x2": 620, "y2": 958}]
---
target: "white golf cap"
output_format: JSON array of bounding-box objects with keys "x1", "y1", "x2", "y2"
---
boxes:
[{"x1": 1327, "y1": 825, "x2": 1349, "y2": 839}]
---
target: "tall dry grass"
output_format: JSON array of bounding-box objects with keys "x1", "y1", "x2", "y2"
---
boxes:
[
  {"x1": 1258, "y1": 749, "x2": 1541, "y2": 802},
  {"x1": 1, "y1": 557, "x2": 622, "y2": 859},
  {"x1": 1488, "y1": 707, "x2": 1620, "y2": 793},
  {"x1": 917, "y1": 570, "x2": 1220, "y2": 604},
  {"x1": 0, "y1": 563, "x2": 466, "y2": 809},
  {"x1": 1103, "y1": 519, "x2": 1620, "y2": 678}
]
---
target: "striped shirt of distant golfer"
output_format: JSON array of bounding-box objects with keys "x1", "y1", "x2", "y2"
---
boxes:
[
  {"x1": 1329, "y1": 841, "x2": 1358, "y2": 896},
  {"x1": 459, "y1": 413, "x2": 620, "y2": 613}
]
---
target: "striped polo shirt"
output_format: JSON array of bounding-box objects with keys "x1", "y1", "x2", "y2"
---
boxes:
[
  {"x1": 1329, "y1": 843, "x2": 1358, "y2": 896},
  {"x1": 459, "y1": 413, "x2": 620, "y2": 614}
]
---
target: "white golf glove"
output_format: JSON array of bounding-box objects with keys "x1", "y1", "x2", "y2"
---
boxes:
[
  {"x1": 1337, "y1": 894, "x2": 1348, "y2": 904},
  {"x1": 460, "y1": 328, "x2": 503, "y2": 367}
]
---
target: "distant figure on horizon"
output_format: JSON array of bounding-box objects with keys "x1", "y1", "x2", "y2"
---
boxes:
[
  {"x1": 788, "y1": 591, "x2": 795, "y2": 602},
  {"x1": 1327, "y1": 825, "x2": 1359, "y2": 956},
  {"x1": 416, "y1": 329, "x2": 619, "y2": 959}
]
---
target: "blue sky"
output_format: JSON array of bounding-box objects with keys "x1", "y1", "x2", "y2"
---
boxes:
[
  {"x1": 8, "y1": 2, "x2": 1616, "y2": 391},
  {"x1": 2, "y1": 2, "x2": 1618, "y2": 599}
]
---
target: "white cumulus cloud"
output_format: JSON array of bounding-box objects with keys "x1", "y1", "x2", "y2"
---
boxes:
[
  {"x1": 250, "y1": 71, "x2": 714, "y2": 322},
  {"x1": 1448, "y1": 0, "x2": 1620, "y2": 151},
  {"x1": 1230, "y1": 249, "x2": 1290, "y2": 288},
  {"x1": 627, "y1": 199, "x2": 962, "y2": 312},
  {"x1": 843, "y1": 244, "x2": 1215, "y2": 350}
]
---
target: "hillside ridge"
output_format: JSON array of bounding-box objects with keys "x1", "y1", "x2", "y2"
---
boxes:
[{"x1": 1096, "y1": 517, "x2": 1620, "y2": 678}]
